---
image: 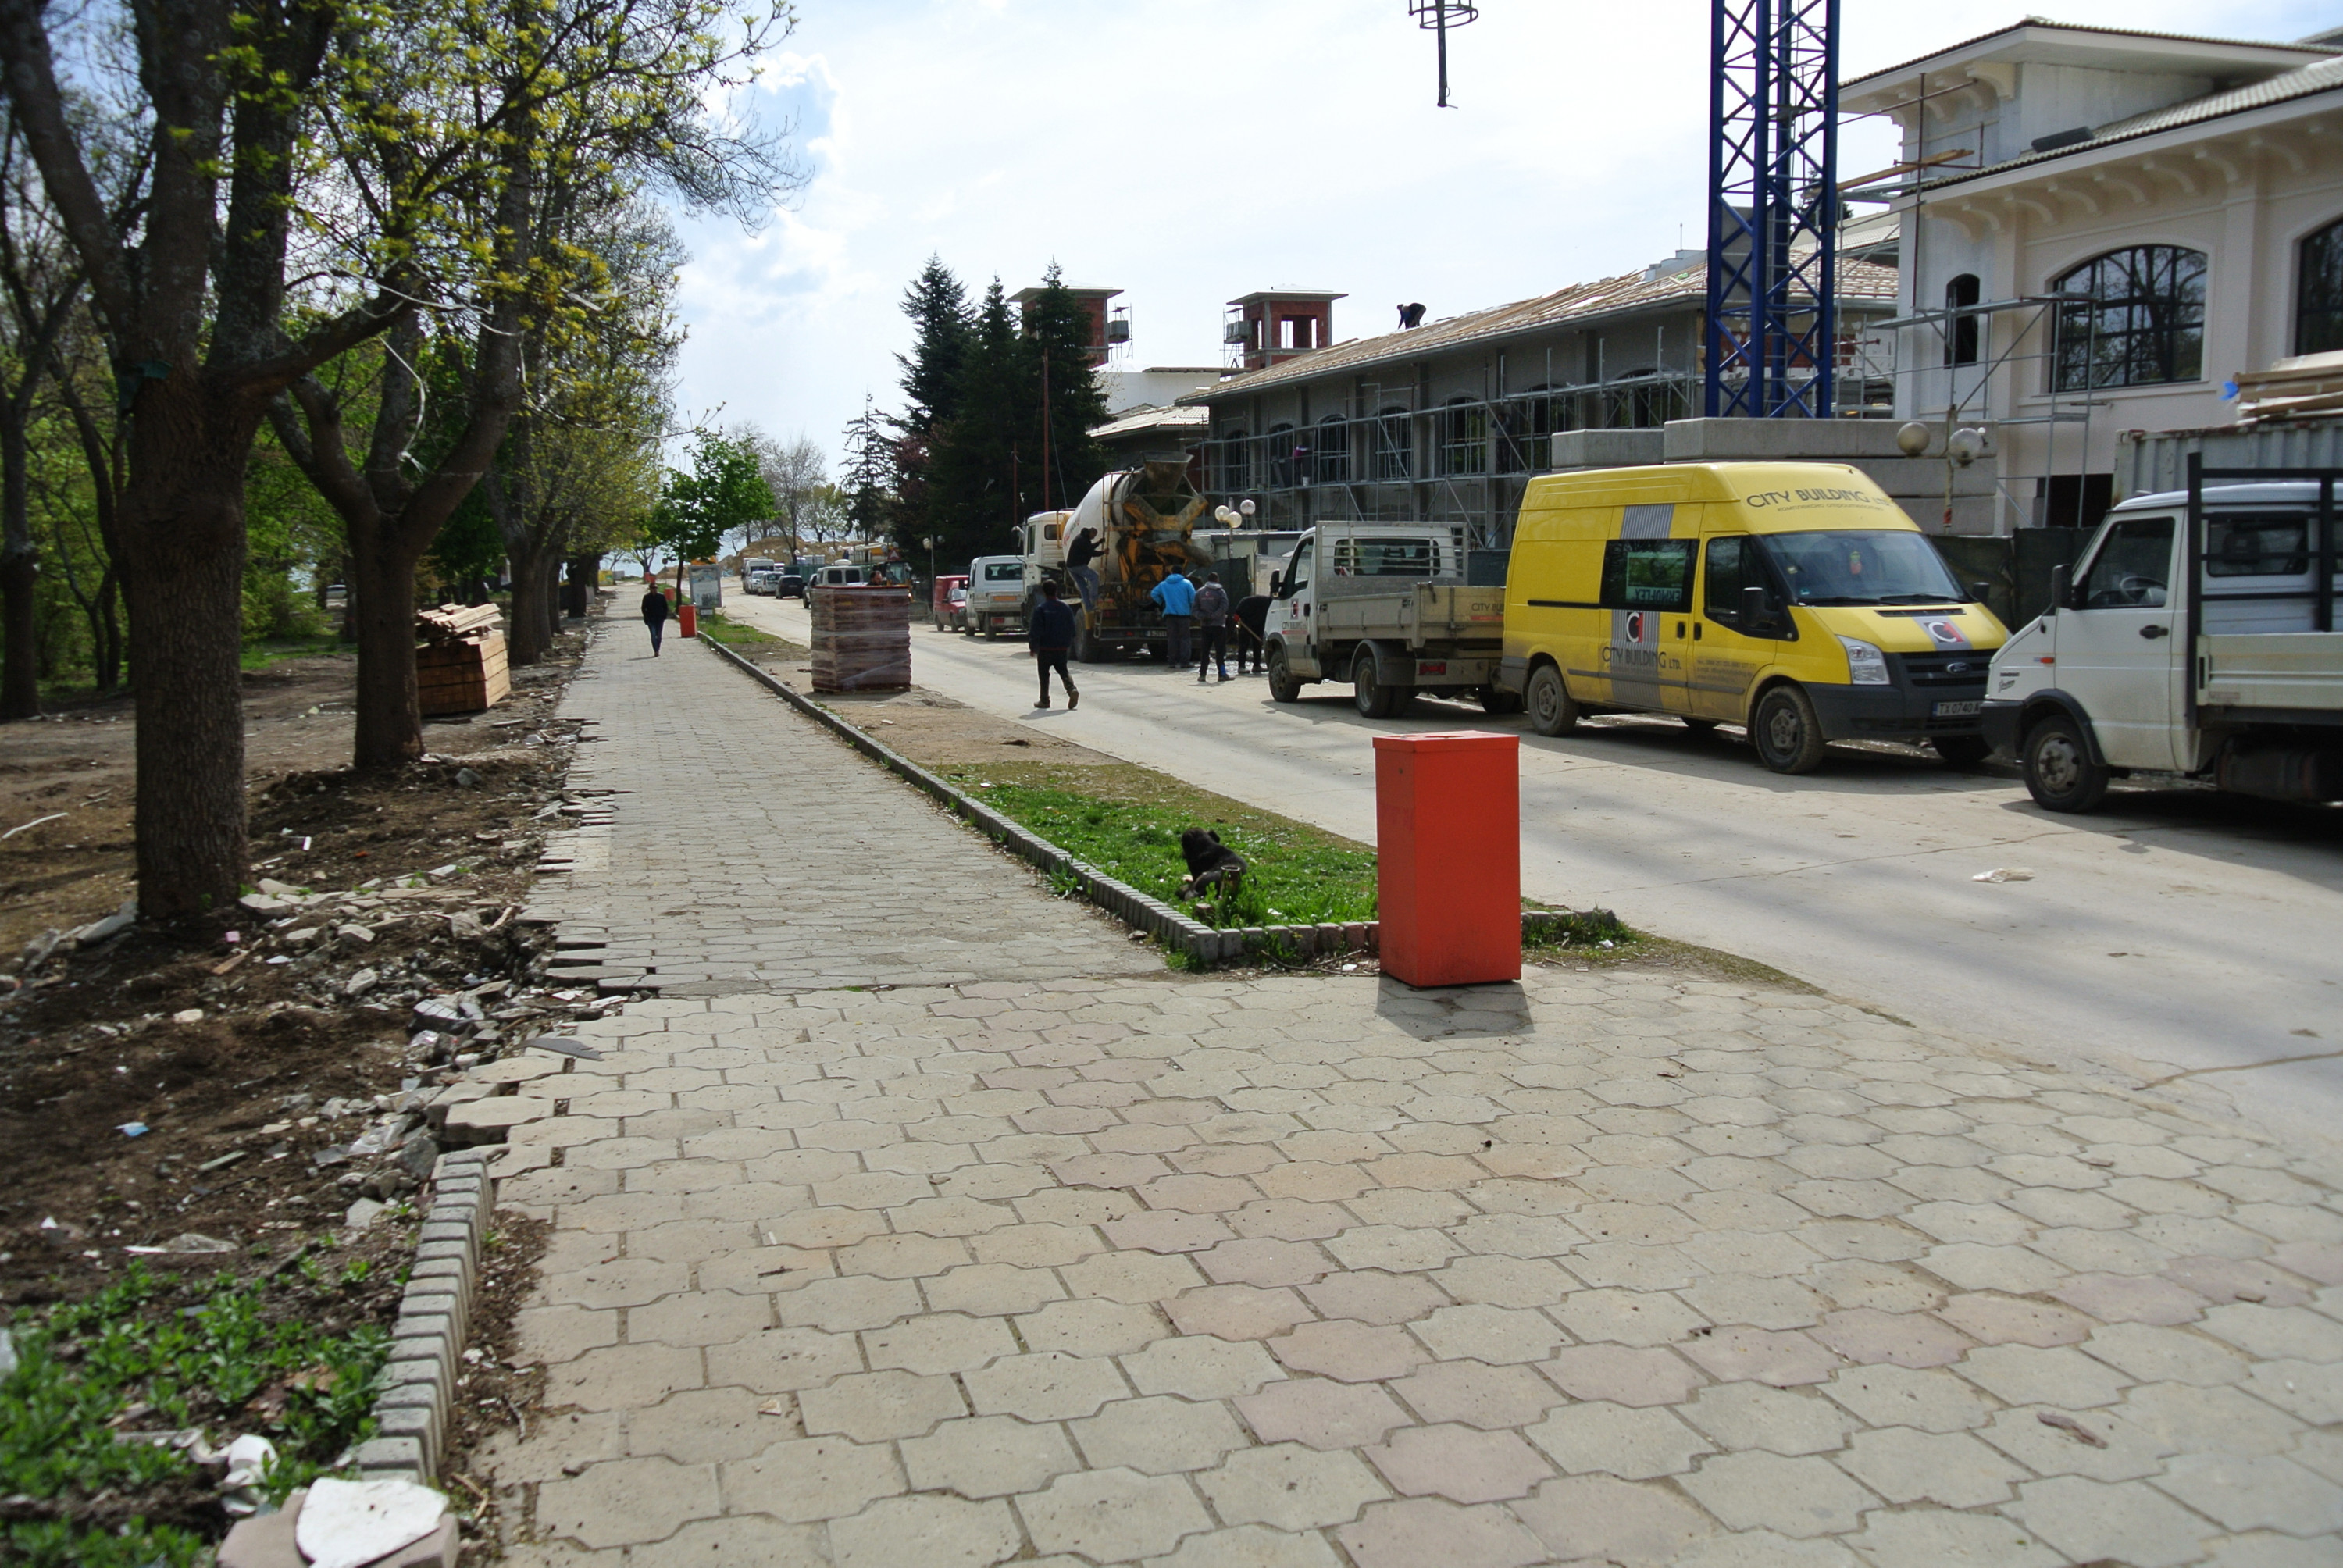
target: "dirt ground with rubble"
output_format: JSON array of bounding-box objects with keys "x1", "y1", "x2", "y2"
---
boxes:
[{"x1": 0, "y1": 629, "x2": 600, "y2": 1308}]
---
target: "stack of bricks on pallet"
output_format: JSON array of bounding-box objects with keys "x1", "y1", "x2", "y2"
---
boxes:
[
  {"x1": 808, "y1": 583, "x2": 911, "y2": 692},
  {"x1": 415, "y1": 602, "x2": 510, "y2": 716}
]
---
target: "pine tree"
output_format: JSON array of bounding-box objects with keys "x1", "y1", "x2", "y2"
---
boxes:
[
  {"x1": 926, "y1": 278, "x2": 1032, "y2": 571},
  {"x1": 840, "y1": 396, "x2": 898, "y2": 546},
  {"x1": 896, "y1": 255, "x2": 972, "y2": 440},
  {"x1": 1022, "y1": 262, "x2": 1114, "y2": 511}
]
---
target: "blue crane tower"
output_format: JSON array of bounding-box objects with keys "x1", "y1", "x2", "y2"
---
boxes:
[
  {"x1": 1403, "y1": 2, "x2": 1841, "y2": 415},
  {"x1": 1705, "y1": 0, "x2": 1842, "y2": 417}
]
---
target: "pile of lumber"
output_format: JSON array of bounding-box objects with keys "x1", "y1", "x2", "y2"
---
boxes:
[
  {"x1": 809, "y1": 585, "x2": 911, "y2": 692},
  {"x1": 2236, "y1": 350, "x2": 2343, "y2": 426},
  {"x1": 415, "y1": 602, "x2": 510, "y2": 715}
]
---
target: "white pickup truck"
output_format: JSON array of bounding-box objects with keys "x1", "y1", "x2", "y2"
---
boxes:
[
  {"x1": 1263, "y1": 522, "x2": 1513, "y2": 717},
  {"x1": 1984, "y1": 465, "x2": 2342, "y2": 811}
]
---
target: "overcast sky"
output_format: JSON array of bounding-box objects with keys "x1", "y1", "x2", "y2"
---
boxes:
[{"x1": 672, "y1": 0, "x2": 2338, "y2": 474}]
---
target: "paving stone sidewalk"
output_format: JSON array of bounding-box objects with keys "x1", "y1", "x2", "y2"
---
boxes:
[
  {"x1": 526, "y1": 616, "x2": 1155, "y2": 992},
  {"x1": 476, "y1": 623, "x2": 2343, "y2": 1566}
]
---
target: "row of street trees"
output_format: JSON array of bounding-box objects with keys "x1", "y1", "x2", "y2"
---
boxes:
[
  {"x1": 843, "y1": 259, "x2": 1112, "y2": 576},
  {"x1": 0, "y1": 0, "x2": 800, "y2": 916}
]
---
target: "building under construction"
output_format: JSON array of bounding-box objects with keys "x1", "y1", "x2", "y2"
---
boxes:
[{"x1": 1175, "y1": 255, "x2": 1899, "y2": 546}]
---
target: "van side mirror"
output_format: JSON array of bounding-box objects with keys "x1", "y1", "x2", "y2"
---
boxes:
[
  {"x1": 1741, "y1": 585, "x2": 1773, "y2": 635},
  {"x1": 1270, "y1": 572, "x2": 1286, "y2": 598},
  {"x1": 2048, "y1": 563, "x2": 2070, "y2": 615}
]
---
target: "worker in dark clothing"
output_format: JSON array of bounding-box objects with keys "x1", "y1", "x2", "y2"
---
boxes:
[
  {"x1": 1027, "y1": 579, "x2": 1079, "y2": 710},
  {"x1": 1234, "y1": 593, "x2": 1272, "y2": 674},
  {"x1": 1064, "y1": 526, "x2": 1102, "y2": 616},
  {"x1": 641, "y1": 583, "x2": 670, "y2": 657},
  {"x1": 1193, "y1": 571, "x2": 1232, "y2": 683}
]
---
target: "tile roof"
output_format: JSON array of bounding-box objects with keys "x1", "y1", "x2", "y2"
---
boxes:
[
  {"x1": 1177, "y1": 258, "x2": 1899, "y2": 404},
  {"x1": 1921, "y1": 52, "x2": 2343, "y2": 188},
  {"x1": 1089, "y1": 403, "x2": 1210, "y2": 440}
]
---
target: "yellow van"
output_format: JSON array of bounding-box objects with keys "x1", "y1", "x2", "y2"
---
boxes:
[{"x1": 1498, "y1": 462, "x2": 2009, "y2": 772}]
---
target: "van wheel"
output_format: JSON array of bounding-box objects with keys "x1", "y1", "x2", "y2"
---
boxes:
[
  {"x1": 1353, "y1": 646, "x2": 1400, "y2": 718},
  {"x1": 1935, "y1": 735, "x2": 1993, "y2": 769},
  {"x1": 1525, "y1": 665, "x2": 1578, "y2": 737},
  {"x1": 1267, "y1": 646, "x2": 1302, "y2": 704},
  {"x1": 1480, "y1": 686, "x2": 1525, "y2": 716},
  {"x1": 2023, "y1": 714, "x2": 2109, "y2": 812},
  {"x1": 1753, "y1": 685, "x2": 1829, "y2": 774}
]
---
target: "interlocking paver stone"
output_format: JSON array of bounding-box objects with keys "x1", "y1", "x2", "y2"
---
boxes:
[{"x1": 479, "y1": 615, "x2": 2343, "y2": 1564}]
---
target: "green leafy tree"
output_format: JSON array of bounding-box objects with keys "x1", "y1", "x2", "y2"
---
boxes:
[
  {"x1": 840, "y1": 396, "x2": 895, "y2": 546},
  {"x1": 924, "y1": 278, "x2": 1029, "y2": 572},
  {"x1": 0, "y1": 0, "x2": 795, "y2": 911},
  {"x1": 646, "y1": 431, "x2": 775, "y2": 590},
  {"x1": 1022, "y1": 262, "x2": 1112, "y2": 513}
]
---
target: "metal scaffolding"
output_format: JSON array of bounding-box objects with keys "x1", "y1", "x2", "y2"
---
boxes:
[{"x1": 1706, "y1": 0, "x2": 1840, "y2": 418}]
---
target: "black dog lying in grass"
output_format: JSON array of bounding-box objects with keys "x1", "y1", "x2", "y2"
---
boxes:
[{"x1": 1179, "y1": 829, "x2": 1247, "y2": 901}]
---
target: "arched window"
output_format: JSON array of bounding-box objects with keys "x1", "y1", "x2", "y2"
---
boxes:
[
  {"x1": 2298, "y1": 217, "x2": 2343, "y2": 356},
  {"x1": 1312, "y1": 415, "x2": 1350, "y2": 485},
  {"x1": 1945, "y1": 273, "x2": 1981, "y2": 366},
  {"x1": 1374, "y1": 408, "x2": 1412, "y2": 481},
  {"x1": 1268, "y1": 422, "x2": 1296, "y2": 489},
  {"x1": 1221, "y1": 429, "x2": 1250, "y2": 492},
  {"x1": 2051, "y1": 246, "x2": 2207, "y2": 391},
  {"x1": 1439, "y1": 397, "x2": 1488, "y2": 476}
]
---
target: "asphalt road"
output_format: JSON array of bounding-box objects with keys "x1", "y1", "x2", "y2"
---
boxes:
[{"x1": 725, "y1": 589, "x2": 2343, "y2": 1144}]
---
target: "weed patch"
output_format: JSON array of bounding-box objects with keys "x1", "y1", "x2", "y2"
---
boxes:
[
  {"x1": 945, "y1": 768, "x2": 1377, "y2": 928},
  {"x1": 1, "y1": 1262, "x2": 391, "y2": 1565}
]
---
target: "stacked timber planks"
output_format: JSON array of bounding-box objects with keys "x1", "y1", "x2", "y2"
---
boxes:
[
  {"x1": 415, "y1": 602, "x2": 511, "y2": 715},
  {"x1": 809, "y1": 585, "x2": 911, "y2": 692}
]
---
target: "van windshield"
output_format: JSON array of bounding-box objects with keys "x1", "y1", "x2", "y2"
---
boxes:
[
  {"x1": 983, "y1": 561, "x2": 1022, "y2": 581},
  {"x1": 1754, "y1": 530, "x2": 1965, "y2": 606}
]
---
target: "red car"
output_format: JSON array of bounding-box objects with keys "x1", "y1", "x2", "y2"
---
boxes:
[{"x1": 931, "y1": 573, "x2": 968, "y2": 632}]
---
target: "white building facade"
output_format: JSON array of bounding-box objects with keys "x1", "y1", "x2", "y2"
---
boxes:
[{"x1": 1844, "y1": 21, "x2": 2343, "y2": 530}]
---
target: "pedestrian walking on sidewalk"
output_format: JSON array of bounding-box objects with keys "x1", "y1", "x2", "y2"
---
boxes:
[
  {"x1": 1029, "y1": 580, "x2": 1080, "y2": 710},
  {"x1": 1193, "y1": 572, "x2": 1233, "y2": 682},
  {"x1": 1152, "y1": 568, "x2": 1196, "y2": 669},
  {"x1": 641, "y1": 583, "x2": 671, "y2": 656}
]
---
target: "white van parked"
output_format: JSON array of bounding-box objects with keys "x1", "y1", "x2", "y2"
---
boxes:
[{"x1": 1984, "y1": 465, "x2": 2343, "y2": 811}]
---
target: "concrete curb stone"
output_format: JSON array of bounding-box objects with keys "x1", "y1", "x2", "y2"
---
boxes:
[{"x1": 355, "y1": 1146, "x2": 499, "y2": 1481}]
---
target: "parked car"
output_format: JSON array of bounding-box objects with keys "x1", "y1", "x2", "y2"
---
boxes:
[
  {"x1": 931, "y1": 573, "x2": 969, "y2": 631},
  {"x1": 965, "y1": 555, "x2": 1027, "y2": 637},
  {"x1": 745, "y1": 570, "x2": 779, "y2": 596},
  {"x1": 807, "y1": 563, "x2": 869, "y2": 590},
  {"x1": 776, "y1": 572, "x2": 804, "y2": 599}
]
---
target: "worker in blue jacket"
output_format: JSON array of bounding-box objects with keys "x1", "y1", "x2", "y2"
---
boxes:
[{"x1": 1150, "y1": 569, "x2": 1197, "y2": 670}]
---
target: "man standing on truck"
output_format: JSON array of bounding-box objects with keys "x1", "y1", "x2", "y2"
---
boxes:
[
  {"x1": 1193, "y1": 571, "x2": 1233, "y2": 683},
  {"x1": 1151, "y1": 568, "x2": 1196, "y2": 670},
  {"x1": 1028, "y1": 580, "x2": 1080, "y2": 711},
  {"x1": 640, "y1": 582, "x2": 670, "y2": 657},
  {"x1": 1064, "y1": 524, "x2": 1102, "y2": 617}
]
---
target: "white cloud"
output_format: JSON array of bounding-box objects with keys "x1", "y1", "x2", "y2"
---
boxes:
[{"x1": 672, "y1": 0, "x2": 2340, "y2": 469}]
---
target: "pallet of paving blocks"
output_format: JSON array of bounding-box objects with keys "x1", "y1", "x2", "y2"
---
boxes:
[
  {"x1": 809, "y1": 585, "x2": 912, "y2": 692},
  {"x1": 415, "y1": 602, "x2": 512, "y2": 715}
]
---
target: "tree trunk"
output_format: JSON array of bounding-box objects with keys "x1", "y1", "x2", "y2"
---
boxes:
[
  {"x1": 0, "y1": 544, "x2": 35, "y2": 718},
  {"x1": 349, "y1": 520, "x2": 426, "y2": 769},
  {"x1": 564, "y1": 553, "x2": 595, "y2": 618},
  {"x1": 537, "y1": 554, "x2": 561, "y2": 648},
  {"x1": 92, "y1": 565, "x2": 121, "y2": 692},
  {"x1": 505, "y1": 533, "x2": 559, "y2": 665},
  {"x1": 120, "y1": 484, "x2": 250, "y2": 918}
]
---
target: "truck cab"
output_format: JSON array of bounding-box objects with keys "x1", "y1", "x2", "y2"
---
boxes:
[
  {"x1": 1263, "y1": 523, "x2": 1508, "y2": 716},
  {"x1": 1985, "y1": 470, "x2": 2343, "y2": 811},
  {"x1": 965, "y1": 554, "x2": 1029, "y2": 638}
]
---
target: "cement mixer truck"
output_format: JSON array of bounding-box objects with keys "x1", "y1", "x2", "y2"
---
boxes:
[{"x1": 1021, "y1": 460, "x2": 1212, "y2": 663}]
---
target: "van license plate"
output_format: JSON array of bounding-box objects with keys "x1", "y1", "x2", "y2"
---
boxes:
[{"x1": 1932, "y1": 700, "x2": 1981, "y2": 718}]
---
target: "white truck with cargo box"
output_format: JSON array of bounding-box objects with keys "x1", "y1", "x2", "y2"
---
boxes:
[
  {"x1": 1262, "y1": 523, "x2": 1514, "y2": 718},
  {"x1": 1983, "y1": 461, "x2": 2343, "y2": 812}
]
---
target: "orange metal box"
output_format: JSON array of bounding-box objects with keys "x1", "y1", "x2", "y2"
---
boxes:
[
  {"x1": 678, "y1": 601, "x2": 699, "y2": 639},
  {"x1": 1373, "y1": 731, "x2": 1520, "y2": 988}
]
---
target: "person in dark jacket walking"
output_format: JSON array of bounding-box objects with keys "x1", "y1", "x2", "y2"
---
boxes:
[
  {"x1": 1192, "y1": 572, "x2": 1232, "y2": 682},
  {"x1": 1235, "y1": 593, "x2": 1272, "y2": 674},
  {"x1": 641, "y1": 583, "x2": 670, "y2": 656},
  {"x1": 1027, "y1": 580, "x2": 1079, "y2": 709}
]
